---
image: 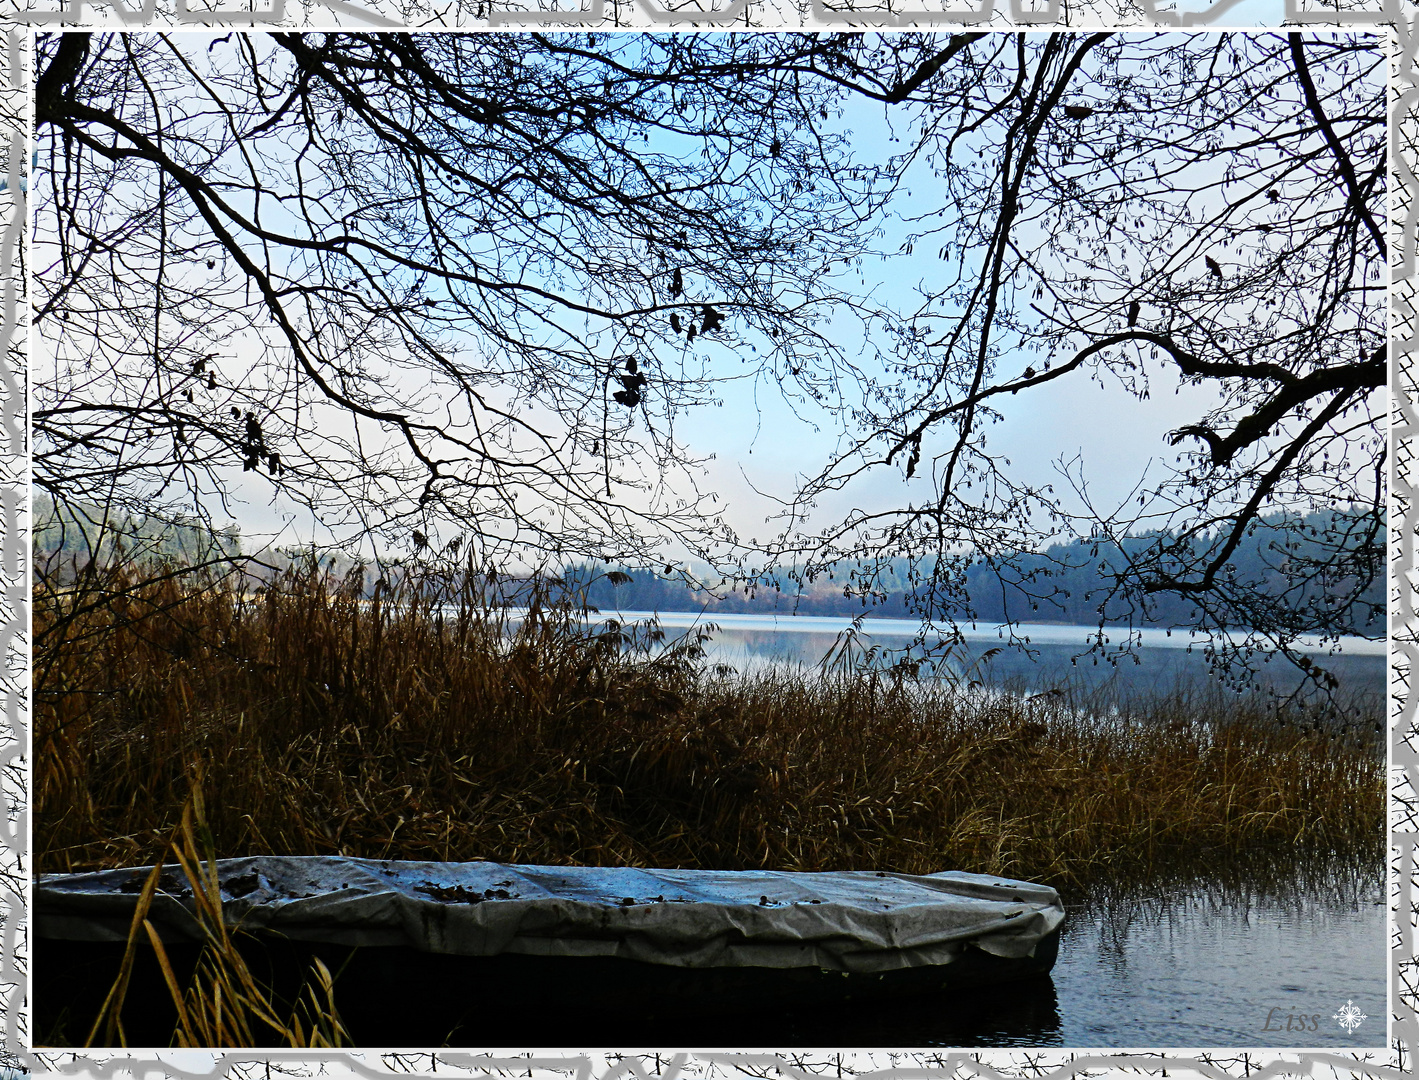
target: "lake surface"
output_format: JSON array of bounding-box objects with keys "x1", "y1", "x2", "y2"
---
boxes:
[
  {"x1": 592, "y1": 609, "x2": 1386, "y2": 702},
  {"x1": 553, "y1": 874, "x2": 1386, "y2": 1049}
]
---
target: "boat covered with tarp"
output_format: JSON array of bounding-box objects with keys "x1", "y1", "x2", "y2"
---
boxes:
[{"x1": 36, "y1": 857, "x2": 1065, "y2": 1046}]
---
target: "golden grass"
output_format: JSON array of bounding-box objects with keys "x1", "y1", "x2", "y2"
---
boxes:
[
  {"x1": 81, "y1": 785, "x2": 347, "y2": 1048},
  {"x1": 36, "y1": 556, "x2": 1384, "y2": 899}
]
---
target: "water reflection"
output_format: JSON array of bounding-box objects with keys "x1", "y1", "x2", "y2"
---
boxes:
[
  {"x1": 1048, "y1": 866, "x2": 1387, "y2": 1049},
  {"x1": 605, "y1": 613, "x2": 1385, "y2": 701},
  {"x1": 671, "y1": 974, "x2": 1064, "y2": 1048}
]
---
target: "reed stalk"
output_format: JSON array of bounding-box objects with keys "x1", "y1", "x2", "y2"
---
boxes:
[{"x1": 80, "y1": 784, "x2": 348, "y2": 1048}]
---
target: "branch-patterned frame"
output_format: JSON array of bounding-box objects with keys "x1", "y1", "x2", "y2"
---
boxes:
[{"x1": 3, "y1": 8, "x2": 1409, "y2": 1078}]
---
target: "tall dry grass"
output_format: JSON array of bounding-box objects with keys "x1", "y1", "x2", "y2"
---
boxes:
[
  {"x1": 80, "y1": 785, "x2": 347, "y2": 1048},
  {"x1": 36, "y1": 556, "x2": 1384, "y2": 898}
]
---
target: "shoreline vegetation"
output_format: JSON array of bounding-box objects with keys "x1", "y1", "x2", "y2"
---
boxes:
[
  {"x1": 38, "y1": 557, "x2": 1383, "y2": 893},
  {"x1": 35, "y1": 555, "x2": 1385, "y2": 1047}
]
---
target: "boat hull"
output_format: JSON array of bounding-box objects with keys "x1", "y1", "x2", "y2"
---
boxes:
[
  {"x1": 36, "y1": 858, "x2": 1065, "y2": 1047},
  {"x1": 36, "y1": 929, "x2": 1061, "y2": 1047}
]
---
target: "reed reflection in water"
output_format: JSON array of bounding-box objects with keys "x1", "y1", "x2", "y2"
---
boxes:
[{"x1": 590, "y1": 610, "x2": 1384, "y2": 702}]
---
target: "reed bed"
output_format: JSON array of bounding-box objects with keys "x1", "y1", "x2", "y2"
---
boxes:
[
  {"x1": 36, "y1": 557, "x2": 1384, "y2": 899},
  {"x1": 76, "y1": 787, "x2": 347, "y2": 1048}
]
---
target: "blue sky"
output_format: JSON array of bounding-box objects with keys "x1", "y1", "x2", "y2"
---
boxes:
[
  {"x1": 657, "y1": 56, "x2": 1242, "y2": 554},
  {"x1": 192, "y1": 25, "x2": 1367, "y2": 565}
]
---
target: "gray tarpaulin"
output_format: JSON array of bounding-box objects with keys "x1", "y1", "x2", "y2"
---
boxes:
[{"x1": 36, "y1": 858, "x2": 1064, "y2": 975}]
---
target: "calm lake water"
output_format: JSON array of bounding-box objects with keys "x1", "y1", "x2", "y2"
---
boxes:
[
  {"x1": 563, "y1": 610, "x2": 1387, "y2": 1049},
  {"x1": 595, "y1": 609, "x2": 1387, "y2": 702}
]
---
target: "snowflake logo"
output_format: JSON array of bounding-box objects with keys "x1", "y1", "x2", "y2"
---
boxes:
[{"x1": 1333, "y1": 1000, "x2": 1367, "y2": 1033}]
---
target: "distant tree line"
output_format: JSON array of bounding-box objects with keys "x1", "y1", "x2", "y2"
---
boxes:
[
  {"x1": 33, "y1": 493, "x2": 241, "y2": 577},
  {"x1": 572, "y1": 509, "x2": 1382, "y2": 636},
  {"x1": 33, "y1": 492, "x2": 1378, "y2": 642}
]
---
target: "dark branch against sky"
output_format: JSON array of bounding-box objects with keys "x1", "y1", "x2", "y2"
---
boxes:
[{"x1": 33, "y1": 31, "x2": 1384, "y2": 687}]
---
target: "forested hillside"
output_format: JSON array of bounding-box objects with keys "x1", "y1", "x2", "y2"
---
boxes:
[
  {"x1": 571, "y1": 510, "x2": 1383, "y2": 635},
  {"x1": 33, "y1": 494, "x2": 241, "y2": 569}
]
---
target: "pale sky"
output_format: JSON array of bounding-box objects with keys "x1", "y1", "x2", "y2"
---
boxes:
[
  {"x1": 218, "y1": 113, "x2": 1231, "y2": 560},
  {"x1": 137, "y1": 22, "x2": 1362, "y2": 567}
]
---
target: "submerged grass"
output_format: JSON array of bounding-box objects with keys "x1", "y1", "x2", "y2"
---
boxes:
[{"x1": 36, "y1": 556, "x2": 1384, "y2": 899}]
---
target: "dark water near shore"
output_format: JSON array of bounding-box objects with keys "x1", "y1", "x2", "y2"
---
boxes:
[
  {"x1": 647, "y1": 875, "x2": 1386, "y2": 1049},
  {"x1": 39, "y1": 872, "x2": 1387, "y2": 1049}
]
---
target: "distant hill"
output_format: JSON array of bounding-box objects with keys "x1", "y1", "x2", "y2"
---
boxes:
[
  {"x1": 567, "y1": 510, "x2": 1383, "y2": 636},
  {"x1": 31, "y1": 492, "x2": 1379, "y2": 639}
]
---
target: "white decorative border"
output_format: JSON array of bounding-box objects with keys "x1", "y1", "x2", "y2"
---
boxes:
[{"x1": 2, "y1": 7, "x2": 1410, "y2": 1079}]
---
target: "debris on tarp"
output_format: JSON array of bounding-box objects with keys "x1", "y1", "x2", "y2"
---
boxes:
[{"x1": 37, "y1": 858, "x2": 1065, "y2": 976}]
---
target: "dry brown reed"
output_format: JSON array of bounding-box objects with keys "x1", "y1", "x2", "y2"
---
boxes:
[
  {"x1": 36, "y1": 556, "x2": 1384, "y2": 899},
  {"x1": 82, "y1": 784, "x2": 347, "y2": 1048}
]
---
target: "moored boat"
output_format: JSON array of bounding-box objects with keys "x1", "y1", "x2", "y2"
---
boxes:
[{"x1": 36, "y1": 858, "x2": 1064, "y2": 1046}]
